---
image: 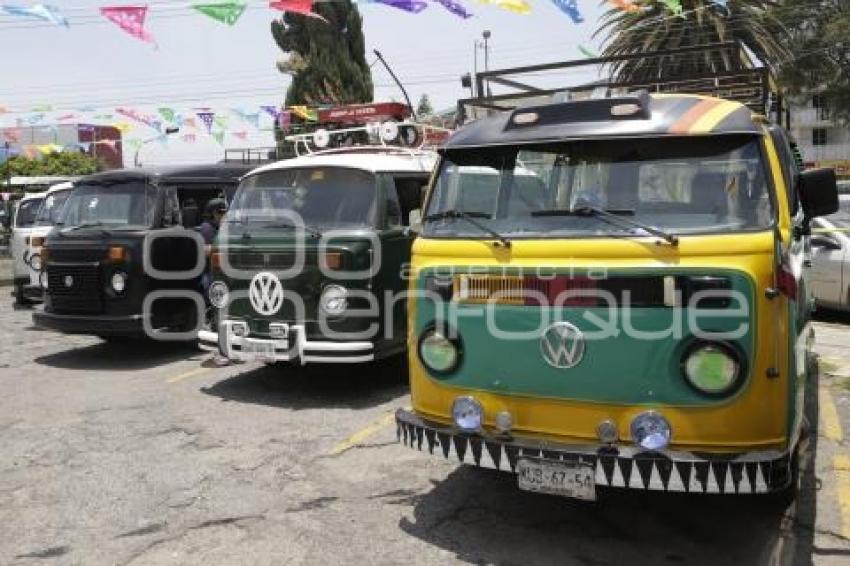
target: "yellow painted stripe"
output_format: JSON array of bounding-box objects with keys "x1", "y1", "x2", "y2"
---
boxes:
[
  {"x1": 166, "y1": 367, "x2": 211, "y2": 384},
  {"x1": 329, "y1": 413, "x2": 395, "y2": 455},
  {"x1": 688, "y1": 100, "x2": 743, "y2": 134},
  {"x1": 820, "y1": 386, "x2": 844, "y2": 442},
  {"x1": 835, "y1": 455, "x2": 850, "y2": 540}
]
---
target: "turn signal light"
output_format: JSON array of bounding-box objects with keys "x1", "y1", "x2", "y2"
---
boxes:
[
  {"x1": 210, "y1": 250, "x2": 222, "y2": 270},
  {"x1": 322, "y1": 252, "x2": 342, "y2": 270},
  {"x1": 107, "y1": 246, "x2": 127, "y2": 262},
  {"x1": 30, "y1": 236, "x2": 45, "y2": 248}
]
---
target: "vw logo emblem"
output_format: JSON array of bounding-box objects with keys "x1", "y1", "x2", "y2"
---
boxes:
[
  {"x1": 540, "y1": 322, "x2": 585, "y2": 369},
  {"x1": 63, "y1": 275, "x2": 74, "y2": 288},
  {"x1": 249, "y1": 272, "x2": 284, "y2": 316}
]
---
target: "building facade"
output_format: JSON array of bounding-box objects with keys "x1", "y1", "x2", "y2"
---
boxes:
[
  {"x1": 0, "y1": 124, "x2": 123, "y2": 170},
  {"x1": 790, "y1": 95, "x2": 850, "y2": 178}
]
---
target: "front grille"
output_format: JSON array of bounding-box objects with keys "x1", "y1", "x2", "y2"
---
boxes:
[
  {"x1": 227, "y1": 251, "x2": 317, "y2": 270},
  {"x1": 48, "y1": 248, "x2": 104, "y2": 263},
  {"x1": 48, "y1": 264, "x2": 103, "y2": 313}
]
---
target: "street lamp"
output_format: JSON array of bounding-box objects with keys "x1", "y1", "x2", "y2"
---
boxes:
[{"x1": 134, "y1": 127, "x2": 180, "y2": 167}]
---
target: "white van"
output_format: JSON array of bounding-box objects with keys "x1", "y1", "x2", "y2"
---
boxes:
[
  {"x1": 23, "y1": 182, "x2": 74, "y2": 301},
  {"x1": 10, "y1": 192, "x2": 45, "y2": 305}
]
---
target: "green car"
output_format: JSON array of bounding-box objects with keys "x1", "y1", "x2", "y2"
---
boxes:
[{"x1": 199, "y1": 149, "x2": 435, "y2": 365}]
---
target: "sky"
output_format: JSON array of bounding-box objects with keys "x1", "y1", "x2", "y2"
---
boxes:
[{"x1": 0, "y1": 0, "x2": 609, "y2": 166}]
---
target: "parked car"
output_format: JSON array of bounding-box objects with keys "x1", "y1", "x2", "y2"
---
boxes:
[
  {"x1": 33, "y1": 164, "x2": 254, "y2": 340},
  {"x1": 396, "y1": 91, "x2": 837, "y2": 502},
  {"x1": 199, "y1": 148, "x2": 435, "y2": 365},
  {"x1": 17, "y1": 182, "x2": 74, "y2": 302},
  {"x1": 10, "y1": 192, "x2": 46, "y2": 305},
  {"x1": 809, "y1": 196, "x2": 850, "y2": 310}
]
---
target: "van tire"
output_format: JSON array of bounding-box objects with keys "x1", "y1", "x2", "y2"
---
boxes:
[{"x1": 14, "y1": 284, "x2": 33, "y2": 306}]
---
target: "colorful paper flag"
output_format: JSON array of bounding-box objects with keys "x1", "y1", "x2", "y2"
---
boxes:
[
  {"x1": 192, "y1": 2, "x2": 246, "y2": 26},
  {"x1": 232, "y1": 131, "x2": 248, "y2": 140},
  {"x1": 374, "y1": 0, "x2": 428, "y2": 13},
  {"x1": 260, "y1": 105, "x2": 281, "y2": 121},
  {"x1": 578, "y1": 45, "x2": 598, "y2": 58},
  {"x1": 212, "y1": 131, "x2": 225, "y2": 145},
  {"x1": 433, "y1": 0, "x2": 472, "y2": 19},
  {"x1": 99, "y1": 6, "x2": 156, "y2": 44},
  {"x1": 57, "y1": 113, "x2": 76, "y2": 121},
  {"x1": 1, "y1": 4, "x2": 69, "y2": 26},
  {"x1": 550, "y1": 0, "x2": 582, "y2": 23},
  {"x1": 158, "y1": 107, "x2": 176, "y2": 123},
  {"x1": 213, "y1": 115, "x2": 229, "y2": 129},
  {"x1": 182, "y1": 133, "x2": 197, "y2": 143},
  {"x1": 113, "y1": 122, "x2": 133, "y2": 134},
  {"x1": 197, "y1": 111, "x2": 216, "y2": 133},
  {"x1": 269, "y1": 0, "x2": 327, "y2": 21},
  {"x1": 478, "y1": 0, "x2": 530, "y2": 15}
]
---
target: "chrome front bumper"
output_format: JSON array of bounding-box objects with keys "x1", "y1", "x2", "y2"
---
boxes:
[
  {"x1": 199, "y1": 320, "x2": 374, "y2": 364},
  {"x1": 396, "y1": 409, "x2": 793, "y2": 495}
]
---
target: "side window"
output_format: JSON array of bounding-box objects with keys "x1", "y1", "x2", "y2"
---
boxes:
[
  {"x1": 391, "y1": 175, "x2": 429, "y2": 227},
  {"x1": 768, "y1": 127, "x2": 800, "y2": 216}
]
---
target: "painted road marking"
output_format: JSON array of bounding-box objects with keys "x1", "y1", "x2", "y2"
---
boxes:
[
  {"x1": 166, "y1": 367, "x2": 211, "y2": 384},
  {"x1": 819, "y1": 385, "x2": 844, "y2": 443},
  {"x1": 329, "y1": 412, "x2": 396, "y2": 456},
  {"x1": 835, "y1": 455, "x2": 850, "y2": 540}
]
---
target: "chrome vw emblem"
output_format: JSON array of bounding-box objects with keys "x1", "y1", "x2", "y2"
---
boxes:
[
  {"x1": 540, "y1": 322, "x2": 585, "y2": 369},
  {"x1": 249, "y1": 272, "x2": 284, "y2": 316},
  {"x1": 63, "y1": 275, "x2": 74, "y2": 288}
]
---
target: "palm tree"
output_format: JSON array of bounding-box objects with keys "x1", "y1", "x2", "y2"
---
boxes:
[{"x1": 595, "y1": 0, "x2": 790, "y2": 83}]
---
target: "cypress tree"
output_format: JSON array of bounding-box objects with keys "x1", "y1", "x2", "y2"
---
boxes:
[{"x1": 271, "y1": 1, "x2": 374, "y2": 106}]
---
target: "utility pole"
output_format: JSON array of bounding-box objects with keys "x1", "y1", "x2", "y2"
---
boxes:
[{"x1": 482, "y1": 30, "x2": 492, "y2": 97}]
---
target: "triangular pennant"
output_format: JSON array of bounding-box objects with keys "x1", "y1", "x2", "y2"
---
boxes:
[
  {"x1": 432, "y1": 0, "x2": 472, "y2": 18},
  {"x1": 477, "y1": 0, "x2": 530, "y2": 15},
  {"x1": 374, "y1": 0, "x2": 428, "y2": 13},
  {"x1": 213, "y1": 115, "x2": 229, "y2": 129},
  {"x1": 182, "y1": 133, "x2": 197, "y2": 143},
  {"x1": 1, "y1": 4, "x2": 69, "y2": 26},
  {"x1": 260, "y1": 105, "x2": 281, "y2": 120},
  {"x1": 192, "y1": 2, "x2": 246, "y2": 25},
  {"x1": 196, "y1": 111, "x2": 215, "y2": 133},
  {"x1": 99, "y1": 6, "x2": 156, "y2": 44},
  {"x1": 232, "y1": 131, "x2": 248, "y2": 140},
  {"x1": 158, "y1": 107, "x2": 176, "y2": 123},
  {"x1": 550, "y1": 0, "x2": 583, "y2": 23},
  {"x1": 269, "y1": 0, "x2": 328, "y2": 21},
  {"x1": 212, "y1": 131, "x2": 225, "y2": 145}
]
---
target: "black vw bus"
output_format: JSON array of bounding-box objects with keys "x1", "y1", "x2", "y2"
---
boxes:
[{"x1": 33, "y1": 164, "x2": 254, "y2": 340}]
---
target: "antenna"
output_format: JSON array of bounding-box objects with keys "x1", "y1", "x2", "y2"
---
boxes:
[{"x1": 373, "y1": 50, "x2": 417, "y2": 121}]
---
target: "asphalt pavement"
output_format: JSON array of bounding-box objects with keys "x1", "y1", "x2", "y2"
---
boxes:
[{"x1": 0, "y1": 300, "x2": 849, "y2": 565}]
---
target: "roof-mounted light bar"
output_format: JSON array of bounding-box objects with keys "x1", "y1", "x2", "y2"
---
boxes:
[{"x1": 506, "y1": 90, "x2": 651, "y2": 131}]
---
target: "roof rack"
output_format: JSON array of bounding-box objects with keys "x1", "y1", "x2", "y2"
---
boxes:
[
  {"x1": 223, "y1": 147, "x2": 278, "y2": 165},
  {"x1": 284, "y1": 122, "x2": 452, "y2": 157},
  {"x1": 459, "y1": 42, "x2": 789, "y2": 129}
]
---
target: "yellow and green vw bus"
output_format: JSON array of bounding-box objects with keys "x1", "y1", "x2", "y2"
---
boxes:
[{"x1": 396, "y1": 92, "x2": 838, "y2": 500}]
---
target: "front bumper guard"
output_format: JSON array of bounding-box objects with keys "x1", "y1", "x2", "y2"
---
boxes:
[
  {"x1": 199, "y1": 320, "x2": 374, "y2": 365},
  {"x1": 396, "y1": 409, "x2": 792, "y2": 495}
]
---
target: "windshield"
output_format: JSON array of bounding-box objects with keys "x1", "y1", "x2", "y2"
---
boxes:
[
  {"x1": 35, "y1": 190, "x2": 72, "y2": 226},
  {"x1": 14, "y1": 198, "x2": 43, "y2": 228},
  {"x1": 425, "y1": 136, "x2": 773, "y2": 239},
  {"x1": 59, "y1": 182, "x2": 157, "y2": 229},
  {"x1": 228, "y1": 167, "x2": 377, "y2": 228}
]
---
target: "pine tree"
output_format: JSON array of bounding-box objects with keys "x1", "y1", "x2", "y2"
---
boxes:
[
  {"x1": 271, "y1": 1, "x2": 374, "y2": 106},
  {"x1": 416, "y1": 94, "x2": 434, "y2": 118}
]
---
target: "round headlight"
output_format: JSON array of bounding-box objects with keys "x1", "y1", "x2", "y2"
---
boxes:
[
  {"x1": 29, "y1": 253, "x2": 42, "y2": 271},
  {"x1": 452, "y1": 396, "x2": 483, "y2": 432},
  {"x1": 683, "y1": 343, "x2": 741, "y2": 395},
  {"x1": 208, "y1": 281, "x2": 229, "y2": 309},
  {"x1": 111, "y1": 271, "x2": 127, "y2": 294},
  {"x1": 39, "y1": 270, "x2": 48, "y2": 290},
  {"x1": 320, "y1": 284, "x2": 348, "y2": 315},
  {"x1": 630, "y1": 411, "x2": 671, "y2": 450},
  {"x1": 418, "y1": 330, "x2": 460, "y2": 374}
]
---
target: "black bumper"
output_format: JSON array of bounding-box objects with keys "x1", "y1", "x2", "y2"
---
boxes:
[
  {"x1": 32, "y1": 310, "x2": 145, "y2": 336},
  {"x1": 396, "y1": 409, "x2": 793, "y2": 495},
  {"x1": 22, "y1": 284, "x2": 43, "y2": 301}
]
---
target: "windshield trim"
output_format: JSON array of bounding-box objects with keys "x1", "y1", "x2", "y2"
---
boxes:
[{"x1": 59, "y1": 180, "x2": 159, "y2": 230}]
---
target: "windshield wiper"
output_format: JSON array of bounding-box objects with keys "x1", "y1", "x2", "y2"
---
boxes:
[
  {"x1": 424, "y1": 210, "x2": 511, "y2": 248},
  {"x1": 261, "y1": 221, "x2": 323, "y2": 238},
  {"x1": 63, "y1": 221, "x2": 112, "y2": 235},
  {"x1": 532, "y1": 207, "x2": 679, "y2": 246}
]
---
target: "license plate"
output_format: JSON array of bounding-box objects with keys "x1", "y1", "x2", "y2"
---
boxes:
[
  {"x1": 241, "y1": 340, "x2": 276, "y2": 361},
  {"x1": 517, "y1": 458, "x2": 596, "y2": 500}
]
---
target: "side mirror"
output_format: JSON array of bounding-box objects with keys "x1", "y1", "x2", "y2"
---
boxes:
[
  {"x1": 810, "y1": 234, "x2": 842, "y2": 251},
  {"x1": 408, "y1": 209, "x2": 423, "y2": 233},
  {"x1": 799, "y1": 168, "x2": 839, "y2": 222}
]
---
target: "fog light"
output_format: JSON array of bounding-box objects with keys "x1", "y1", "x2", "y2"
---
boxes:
[
  {"x1": 495, "y1": 410, "x2": 513, "y2": 433},
  {"x1": 452, "y1": 396, "x2": 482, "y2": 432},
  {"x1": 231, "y1": 322, "x2": 248, "y2": 337},
  {"x1": 110, "y1": 271, "x2": 127, "y2": 294},
  {"x1": 208, "y1": 281, "x2": 229, "y2": 309},
  {"x1": 269, "y1": 323, "x2": 288, "y2": 339},
  {"x1": 320, "y1": 284, "x2": 348, "y2": 315},
  {"x1": 597, "y1": 420, "x2": 619, "y2": 444},
  {"x1": 39, "y1": 270, "x2": 48, "y2": 289},
  {"x1": 630, "y1": 412, "x2": 671, "y2": 450},
  {"x1": 29, "y1": 253, "x2": 42, "y2": 271}
]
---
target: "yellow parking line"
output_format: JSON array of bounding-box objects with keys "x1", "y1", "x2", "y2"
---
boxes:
[
  {"x1": 819, "y1": 386, "x2": 844, "y2": 443},
  {"x1": 166, "y1": 367, "x2": 211, "y2": 384},
  {"x1": 835, "y1": 456, "x2": 850, "y2": 540},
  {"x1": 329, "y1": 413, "x2": 396, "y2": 455}
]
